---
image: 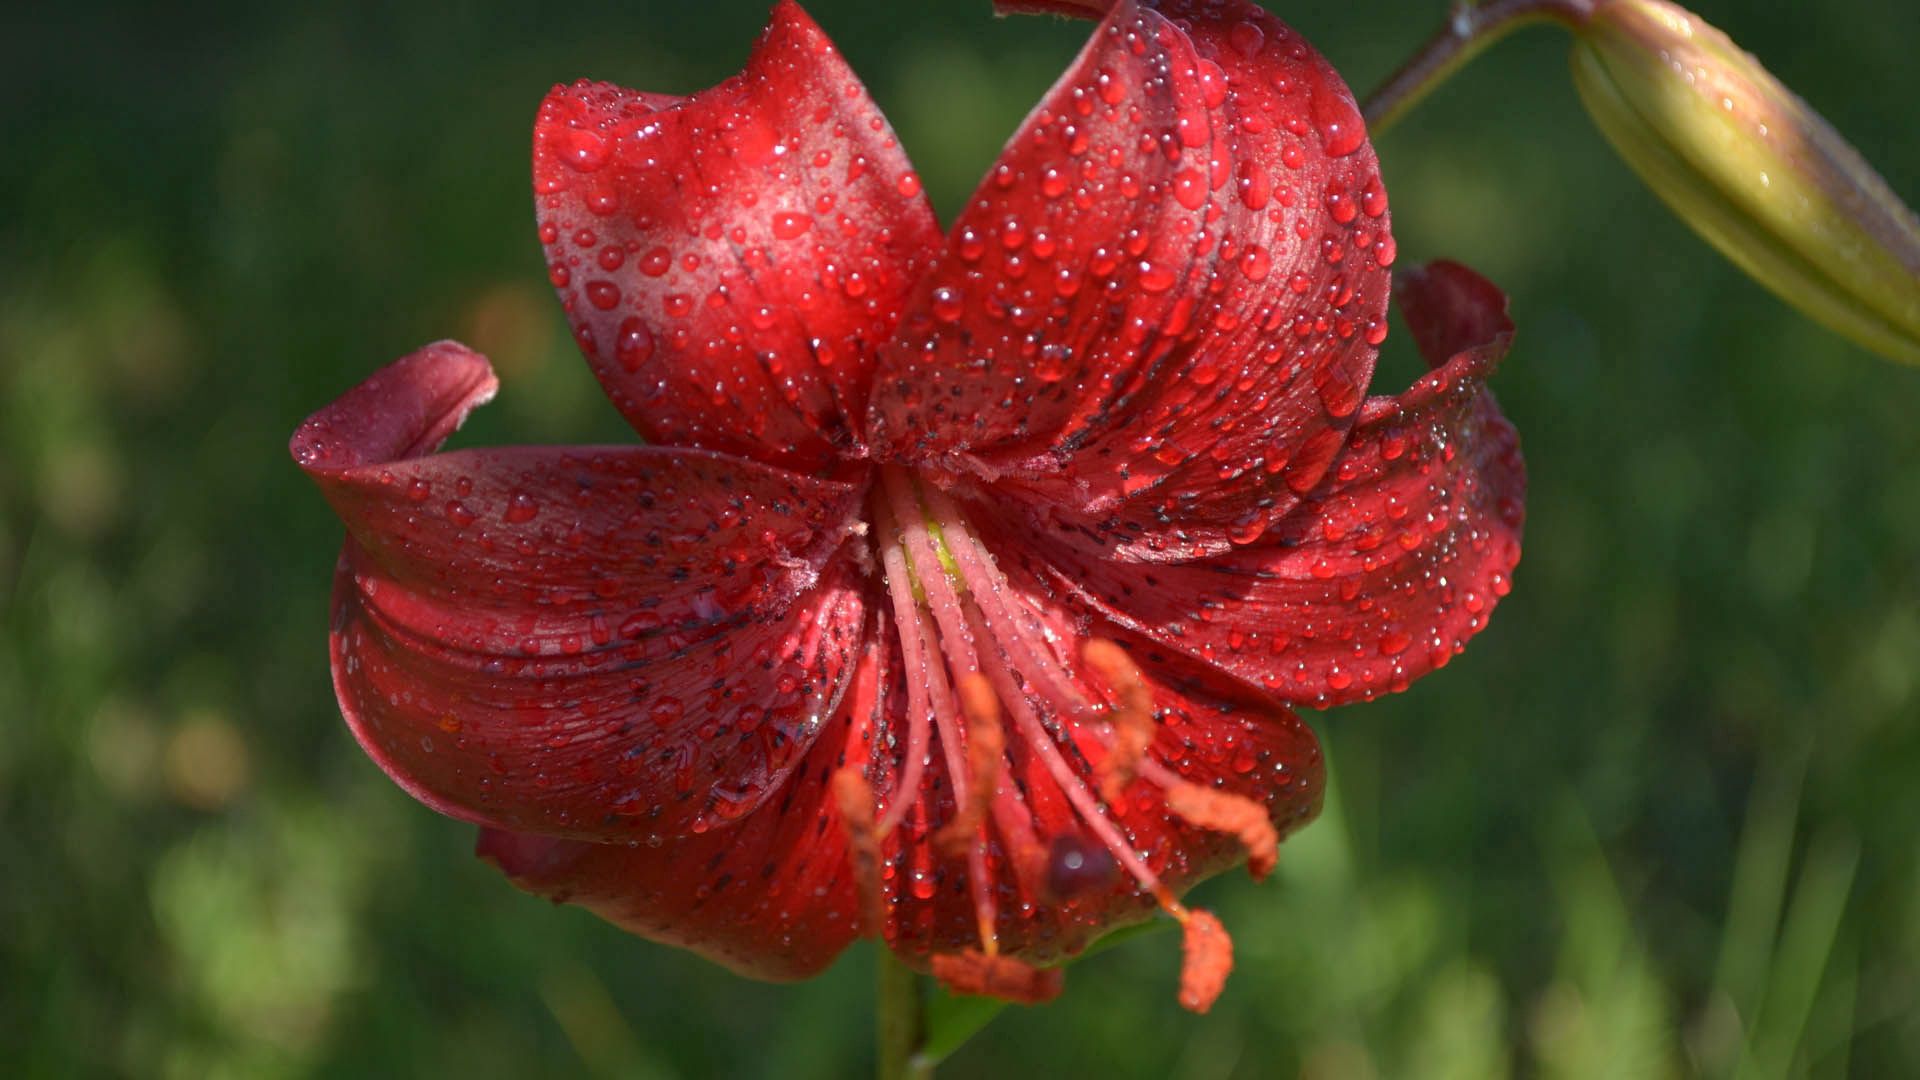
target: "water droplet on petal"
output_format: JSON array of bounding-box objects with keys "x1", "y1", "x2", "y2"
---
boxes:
[
  {"x1": 504, "y1": 493, "x2": 540, "y2": 524},
  {"x1": 586, "y1": 281, "x2": 621, "y2": 310},
  {"x1": 931, "y1": 286, "x2": 963, "y2": 322},
  {"x1": 562, "y1": 128, "x2": 609, "y2": 172},
  {"x1": 1310, "y1": 79, "x2": 1367, "y2": 157},
  {"x1": 1228, "y1": 20, "x2": 1266, "y2": 58},
  {"x1": 1137, "y1": 261, "x2": 1176, "y2": 293},
  {"x1": 616, "y1": 317, "x2": 655, "y2": 372},
  {"x1": 771, "y1": 212, "x2": 812, "y2": 240},
  {"x1": 1173, "y1": 168, "x2": 1208, "y2": 210}
]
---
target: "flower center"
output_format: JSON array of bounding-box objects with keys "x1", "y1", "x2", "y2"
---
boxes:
[{"x1": 831, "y1": 466, "x2": 1275, "y2": 1010}]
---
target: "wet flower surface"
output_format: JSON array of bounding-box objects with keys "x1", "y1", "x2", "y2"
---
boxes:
[{"x1": 292, "y1": 0, "x2": 1525, "y2": 1008}]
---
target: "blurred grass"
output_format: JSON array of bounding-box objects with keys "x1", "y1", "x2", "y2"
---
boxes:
[{"x1": 3, "y1": 0, "x2": 1918, "y2": 1076}]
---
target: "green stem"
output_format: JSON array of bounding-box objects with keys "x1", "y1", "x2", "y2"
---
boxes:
[
  {"x1": 876, "y1": 947, "x2": 933, "y2": 1080},
  {"x1": 1362, "y1": 0, "x2": 1595, "y2": 136}
]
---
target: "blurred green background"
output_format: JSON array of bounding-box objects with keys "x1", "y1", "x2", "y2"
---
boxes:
[{"x1": 4, "y1": 1, "x2": 1917, "y2": 1076}]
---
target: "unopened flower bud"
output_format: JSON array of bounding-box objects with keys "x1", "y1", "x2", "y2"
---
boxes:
[{"x1": 1570, "y1": 0, "x2": 1920, "y2": 364}]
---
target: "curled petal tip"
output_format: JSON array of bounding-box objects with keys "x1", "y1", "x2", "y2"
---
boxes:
[
  {"x1": 1571, "y1": 0, "x2": 1920, "y2": 364},
  {"x1": 1393, "y1": 260, "x2": 1516, "y2": 372},
  {"x1": 290, "y1": 341, "x2": 498, "y2": 474}
]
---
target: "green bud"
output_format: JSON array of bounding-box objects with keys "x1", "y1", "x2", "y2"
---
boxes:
[{"x1": 1570, "y1": 0, "x2": 1920, "y2": 364}]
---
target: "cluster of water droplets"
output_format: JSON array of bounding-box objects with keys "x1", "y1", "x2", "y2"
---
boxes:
[
  {"x1": 324, "y1": 442, "x2": 875, "y2": 842},
  {"x1": 863, "y1": 4, "x2": 1396, "y2": 561},
  {"x1": 1018, "y1": 331, "x2": 1525, "y2": 708},
  {"x1": 530, "y1": 8, "x2": 940, "y2": 472}
]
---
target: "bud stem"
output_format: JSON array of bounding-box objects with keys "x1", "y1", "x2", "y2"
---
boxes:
[{"x1": 1363, "y1": 0, "x2": 1594, "y2": 135}]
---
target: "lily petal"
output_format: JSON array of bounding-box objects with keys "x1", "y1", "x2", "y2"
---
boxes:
[
  {"x1": 293, "y1": 343, "x2": 871, "y2": 842},
  {"x1": 995, "y1": 261, "x2": 1525, "y2": 708},
  {"x1": 534, "y1": 0, "x2": 941, "y2": 472},
  {"x1": 868, "y1": 0, "x2": 1392, "y2": 557},
  {"x1": 474, "y1": 634, "x2": 882, "y2": 981}
]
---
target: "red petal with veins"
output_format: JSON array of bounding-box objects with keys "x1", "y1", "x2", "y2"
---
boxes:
[
  {"x1": 995, "y1": 260, "x2": 1524, "y2": 708},
  {"x1": 534, "y1": 0, "x2": 940, "y2": 473},
  {"x1": 473, "y1": 634, "x2": 882, "y2": 981},
  {"x1": 293, "y1": 343, "x2": 870, "y2": 842},
  {"x1": 868, "y1": 0, "x2": 1391, "y2": 558}
]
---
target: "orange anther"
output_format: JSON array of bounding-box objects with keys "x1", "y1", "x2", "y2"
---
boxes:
[
  {"x1": 831, "y1": 767, "x2": 884, "y2": 934},
  {"x1": 934, "y1": 675, "x2": 1006, "y2": 856},
  {"x1": 930, "y1": 949, "x2": 1065, "y2": 1005},
  {"x1": 1165, "y1": 782, "x2": 1280, "y2": 880},
  {"x1": 1177, "y1": 909, "x2": 1233, "y2": 1014},
  {"x1": 1083, "y1": 638, "x2": 1155, "y2": 801}
]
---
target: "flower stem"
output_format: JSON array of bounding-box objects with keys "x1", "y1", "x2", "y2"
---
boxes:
[
  {"x1": 1362, "y1": 0, "x2": 1595, "y2": 136},
  {"x1": 876, "y1": 947, "x2": 933, "y2": 1080}
]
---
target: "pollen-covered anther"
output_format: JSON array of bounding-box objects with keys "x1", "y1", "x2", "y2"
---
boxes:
[
  {"x1": 1083, "y1": 638, "x2": 1155, "y2": 801},
  {"x1": 831, "y1": 767, "x2": 884, "y2": 934},
  {"x1": 1165, "y1": 782, "x2": 1280, "y2": 881},
  {"x1": 1177, "y1": 909, "x2": 1234, "y2": 1014},
  {"x1": 930, "y1": 949, "x2": 1065, "y2": 1005},
  {"x1": 933, "y1": 674, "x2": 1005, "y2": 857}
]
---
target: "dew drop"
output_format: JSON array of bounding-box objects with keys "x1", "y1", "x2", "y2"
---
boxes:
[
  {"x1": 562, "y1": 128, "x2": 609, "y2": 172},
  {"x1": 931, "y1": 285, "x2": 964, "y2": 322},
  {"x1": 1325, "y1": 187, "x2": 1357, "y2": 224},
  {"x1": 1228, "y1": 20, "x2": 1266, "y2": 58},
  {"x1": 586, "y1": 280, "x2": 621, "y2": 310},
  {"x1": 1309, "y1": 79, "x2": 1367, "y2": 157},
  {"x1": 957, "y1": 227, "x2": 986, "y2": 262},
  {"x1": 1035, "y1": 343, "x2": 1071, "y2": 382},
  {"x1": 1360, "y1": 174, "x2": 1388, "y2": 218},
  {"x1": 615, "y1": 317, "x2": 655, "y2": 373},
  {"x1": 1173, "y1": 168, "x2": 1208, "y2": 210},
  {"x1": 1197, "y1": 58, "x2": 1229, "y2": 109},
  {"x1": 504, "y1": 493, "x2": 540, "y2": 524}
]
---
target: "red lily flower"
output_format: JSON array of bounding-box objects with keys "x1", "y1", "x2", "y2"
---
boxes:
[{"x1": 291, "y1": 0, "x2": 1524, "y2": 1010}]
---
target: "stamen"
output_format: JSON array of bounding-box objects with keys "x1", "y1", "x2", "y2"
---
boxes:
[
  {"x1": 876, "y1": 469, "x2": 1254, "y2": 1011},
  {"x1": 1163, "y1": 781, "x2": 1281, "y2": 881},
  {"x1": 1082, "y1": 638, "x2": 1155, "y2": 801},
  {"x1": 966, "y1": 605, "x2": 1179, "y2": 911},
  {"x1": 831, "y1": 768, "x2": 883, "y2": 934},
  {"x1": 987, "y1": 779, "x2": 1053, "y2": 898},
  {"x1": 1176, "y1": 909, "x2": 1233, "y2": 1013},
  {"x1": 930, "y1": 950, "x2": 1064, "y2": 1005},
  {"x1": 933, "y1": 674, "x2": 1004, "y2": 857},
  {"x1": 881, "y1": 471, "x2": 1007, "y2": 958},
  {"x1": 874, "y1": 500, "x2": 937, "y2": 837},
  {"x1": 920, "y1": 485, "x2": 1087, "y2": 708}
]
